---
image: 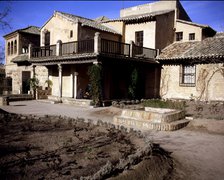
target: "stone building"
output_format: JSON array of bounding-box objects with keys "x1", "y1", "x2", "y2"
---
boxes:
[
  {"x1": 3, "y1": 0, "x2": 224, "y2": 102},
  {"x1": 157, "y1": 32, "x2": 224, "y2": 101},
  {"x1": 3, "y1": 26, "x2": 48, "y2": 94}
]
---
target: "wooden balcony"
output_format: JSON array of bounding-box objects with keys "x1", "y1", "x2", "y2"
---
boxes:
[{"x1": 30, "y1": 37, "x2": 157, "y2": 61}]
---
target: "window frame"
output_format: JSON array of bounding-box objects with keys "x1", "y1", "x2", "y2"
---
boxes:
[
  {"x1": 7, "y1": 42, "x2": 10, "y2": 55},
  {"x1": 14, "y1": 40, "x2": 17, "y2": 54},
  {"x1": 135, "y1": 31, "x2": 144, "y2": 47},
  {"x1": 176, "y1": 32, "x2": 183, "y2": 41},
  {"x1": 179, "y1": 64, "x2": 196, "y2": 87},
  {"x1": 189, "y1": 33, "x2": 195, "y2": 41},
  {"x1": 70, "y1": 30, "x2": 73, "y2": 38},
  {"x1": 11, "y1": 41, "x2": 13, "y2": 55}
]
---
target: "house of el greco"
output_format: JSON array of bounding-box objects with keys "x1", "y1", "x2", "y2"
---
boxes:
[{"x1": 3, "y1": 0, "x2": 224, "y2": 102}]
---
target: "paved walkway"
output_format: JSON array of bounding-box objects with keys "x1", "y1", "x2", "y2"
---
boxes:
[
  {"x1": 1, "y1": 100, "x2": 118, "y2": 123},
  {"x1": 1, "y1": 100, "x2": 224, "y2": 180}
]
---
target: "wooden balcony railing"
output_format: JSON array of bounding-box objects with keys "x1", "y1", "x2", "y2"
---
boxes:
[
  {"x1": 133, "y1": 45, "x2": 157, "y2": 59},
  {"x1": 101, "y1": 39, "x2": 130, "y2": 57},
  {"x1": 32, "y1": 45, "x2": 56, "y2": 58},
  {"x1": 62, "y1": 39, "x2": 94, "y2": 55},
  {"x1": 31, "y1": 38, "x2": 157, "y2": 60}
]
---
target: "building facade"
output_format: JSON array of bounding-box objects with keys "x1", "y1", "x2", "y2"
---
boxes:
[
  {"x1": 3, "y1": 0, "x2": 224, "y2": 101},
  {"x1": 4, "y1": 26, "x2": 48, "y2": 94}
]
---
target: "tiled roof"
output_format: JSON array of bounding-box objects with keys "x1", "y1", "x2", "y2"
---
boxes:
[
  {"x1": 19, "y1": 26, "x2": 40, "y2": 35},
  {"x1": 11, "y1": 54, "x2": 29, "y2": 63},
  {"x1": 4, "y1": 26, "x2": 40, "y2": 37},
  {"x1": 94, "y1": 16, "x2": 110, "y2": 22},
  {"x1": 157, "y1": 33, "x2": 224, "y2": 63},
  {"x1": 157, "y1": 41, "x2": 200, "y2": 59},
  {"x1": 55, "y1": 11, "x2": 120, "y2": 35},
  {"x1": 102, "y1": 10, "x2": 173, "y2": 23}
]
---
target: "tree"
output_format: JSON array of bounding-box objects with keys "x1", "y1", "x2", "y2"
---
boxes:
[
  {"x1": 0, "y1": 2, "x2": 12, "y2": 30},
  {"x1": 0, "y1": 1, "x2": 12, "y2": 64}
]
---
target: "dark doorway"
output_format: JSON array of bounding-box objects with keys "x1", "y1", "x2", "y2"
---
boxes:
[{"x1": 22, "y1": 71, "x2": 31, "y2": 94}]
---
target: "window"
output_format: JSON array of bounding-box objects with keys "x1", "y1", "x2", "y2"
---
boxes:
[
  {"x1": 11, "y1": 41, "x2": 13, "y2": 55},
  {"x1": 70, "y1": 30, "x2": 73, "y2": 38},
  {"x1": 22, "y1": 47, "x2": 28, "y2": 54},
  {"x1": 135, "y1": 31, "x2": 143, "y2": 46},
  {"x1": 180, "y1": 65, "x2": 196, "y2": 86},
  {"x1": 176, "y1": 32, "x2": 183, "y2": 41},
  {"x1": 44, "y1": 31, "x2": 50, "y2": 46},
  {"x1": 14, "y1": 40, "x2": 17, "y2": 54},
  {"x1": 189, "y1": 33, "x2": 195, "y2": 40},
  {"x1": 7, "y1": 42, "x2": 10, "y2": 55}
]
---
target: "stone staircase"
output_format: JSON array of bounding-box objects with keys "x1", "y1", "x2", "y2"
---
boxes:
[
  {"x1": 113, "y1": 107, "x2": 190, "y2": 131},
  {"x1": 46, "y1": 96, "x2": 92, "y2": 107}
]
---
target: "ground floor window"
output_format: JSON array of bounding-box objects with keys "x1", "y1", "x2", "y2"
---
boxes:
[{"x1": 180, "y1": 65, "x2": 196, "y2": 86}]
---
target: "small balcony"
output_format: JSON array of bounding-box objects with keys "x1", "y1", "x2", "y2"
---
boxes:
[{"x1": 30, "y1": 34, "x2": 157, "y2": 61}]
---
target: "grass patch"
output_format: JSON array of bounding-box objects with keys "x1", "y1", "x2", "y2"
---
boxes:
[{"x1": 142, "y1": 99, "x2": 185, "y2": 110}]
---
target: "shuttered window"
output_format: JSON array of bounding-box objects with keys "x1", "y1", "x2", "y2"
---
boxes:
[
  {"x1": 135, "y1": 31, "x2": 143, "y2": 46},
  {"x1": 180, "y1": 65, "x2": 196, "y2": 87}
]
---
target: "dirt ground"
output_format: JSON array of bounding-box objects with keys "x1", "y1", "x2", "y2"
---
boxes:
[
  {"x1": 0, "y1": 109, "x2": 173, "y2": 180},
  {"x1": 93, "y1": 102, "x2": 224, "y2": 180},
  {"x1": 185, "y1": 101, "x2": 224, "y2": 120},
  {"x1": 0, "y1": 100, "x2": 224, "y2": 180}
]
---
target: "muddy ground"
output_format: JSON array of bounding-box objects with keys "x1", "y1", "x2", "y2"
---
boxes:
[
  {"x1": 0, "y1": 109, "x2": 173, "y2": 180},
  {"x1": 185, "y1": 101, "x2": 224, "y2": 120}
]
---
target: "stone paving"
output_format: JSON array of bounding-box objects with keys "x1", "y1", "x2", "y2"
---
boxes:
[{"x1": 0, "y1": 100, "x2": 116, "y2": 124}]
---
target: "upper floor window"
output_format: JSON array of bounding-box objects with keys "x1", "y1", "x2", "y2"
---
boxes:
[
  {"x1": 22, "y1": 46, "x2": 28, "y2": 54},
  {"x1": 70, "y1": 30, "x2": 73, "y2": 38},
  {"x1": 44, "y1": 31, "x2": 50, "y2": 46},
  {"x1": 14, "y1": 40, "x2": 17, "y2": 54},
  {"x1": 176, "y1": 32, "x2": 183, "y2": 41},
  {"x1": 11, "y1": 41, "x2": 13, "y2": 55},
  {"x1": 189, "y1": 33, "x2": 195, "y2": 40},
  {"x1": 180, "y1": 65, "x2": 196, "y2": 87},
  {"x1": 135, "y1": 31, "x2": 143, "y2": 46},
  {"x1": 7, "y1": 42, "x2": 10, "y2": 55}
]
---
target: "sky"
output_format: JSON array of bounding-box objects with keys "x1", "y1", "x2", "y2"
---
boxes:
[{"x1": 0, "y1": 0, "x2": 224, "y2": 63}]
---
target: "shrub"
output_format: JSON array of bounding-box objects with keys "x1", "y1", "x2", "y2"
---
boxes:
[
  {"x1": 142, "y1": 99, "x2": 185, "y2": 110},
  {"x1": 88, "y1": 64, "x2": 102, "y2": 106}
]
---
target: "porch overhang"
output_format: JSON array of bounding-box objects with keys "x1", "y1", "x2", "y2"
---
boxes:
[
  {"x1": 99, "y1": 53, "x2": 159, "y2": 64},
  {"x1": 29, "y1": 53, "x2": 98, "y2": 66}
]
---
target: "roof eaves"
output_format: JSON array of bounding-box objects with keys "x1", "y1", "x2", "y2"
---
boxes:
[
  {"x1": 102, "y1": 10, "x2": 173, "y2": 23},
  {"x1": 176, "y1": 19, "x2": 210, "y2": 29}
]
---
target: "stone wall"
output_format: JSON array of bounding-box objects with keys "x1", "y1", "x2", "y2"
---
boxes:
[
  {"x1": 160, "y1": 63, "x2": 224, "y2": 101},
  {"x1": 5, "y1": 64, "x2": 48, "y2": 94}
]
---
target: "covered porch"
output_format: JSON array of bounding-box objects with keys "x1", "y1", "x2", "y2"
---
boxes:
[{"x1": 29, "y1": 32, "x2": 160, "y2": 103}]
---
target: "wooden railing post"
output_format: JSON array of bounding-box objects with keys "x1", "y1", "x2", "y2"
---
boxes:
[
  {"x1": 28, "y1": 44, "x2": 33, "y2": 59},
  {"x1": 94, "y1": 32, "x2": 101, "y2": 54},
  {"x1": 56, "y1": 40, "x2": 62, "y2": 56},
  {"x1": 129, "y1": 40, "x2": 134, "y2": 58}
]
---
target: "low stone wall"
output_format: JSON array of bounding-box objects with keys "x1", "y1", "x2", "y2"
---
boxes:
[{"x1": 114, "y1": 107, "x2": 189, "y2": 131}]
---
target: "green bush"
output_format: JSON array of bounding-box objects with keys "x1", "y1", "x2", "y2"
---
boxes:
[
  {"x1": 142, "y1": 99, "x2": 185, "y2": 110},
  {"x1": 88, "y1": 64, "x2": 102, "y2": 106}
]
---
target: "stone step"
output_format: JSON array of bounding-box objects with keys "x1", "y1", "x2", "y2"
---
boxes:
[
  {"x1": 62, "y1": 98, "x2": 92, "y2": 107},
  {"x1": 37, "y1": 99, "x2": 61, "y2": 104},
  {"x1": 47, "y1": 96, "x2": 92, "y2": 107},
  {"x1": 121, "y1": 108, "x2": 185, "y2": 123},
  {"x1": 113, "y1": 116, "x2": 190, "y2": 131}
]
